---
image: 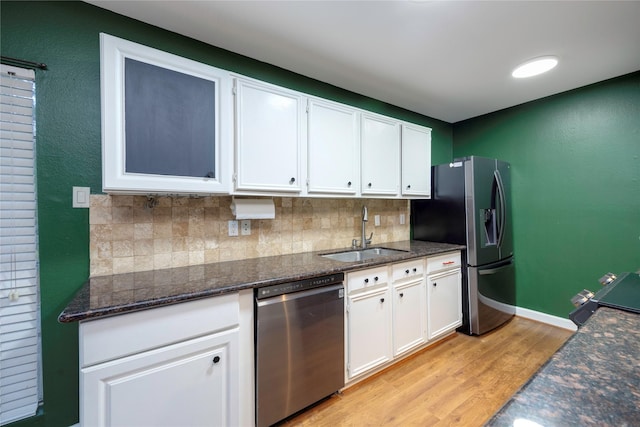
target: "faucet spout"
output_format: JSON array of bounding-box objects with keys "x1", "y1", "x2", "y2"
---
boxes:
[{"x1": 360, "y1": 206, "x2": 372, "y2": 249}]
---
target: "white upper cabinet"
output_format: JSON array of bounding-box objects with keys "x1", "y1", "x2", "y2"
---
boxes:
[
  {"x1": 100, "y1": 34, "x2": 232, "y2": 194},
  {"x1": 361, "y1": 113, "x2": 401, "y2": 196},
  {"x1": 401, "y1": 124, "x2": 432, "y2": 197},
  {"x1": 307, "y1": 98, "x2": 359, "y2": 195},
  {"x1": 234, "y1": 78, "x2": 303, "y2": 193},
  {"x1": 100, "y1": 33, "x2": 432, "y2": 198}
]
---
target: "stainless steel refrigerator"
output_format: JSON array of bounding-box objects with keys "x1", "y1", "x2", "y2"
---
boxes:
[{"x1": 411, "y1": 156, "x2": 516, "y2": 335}]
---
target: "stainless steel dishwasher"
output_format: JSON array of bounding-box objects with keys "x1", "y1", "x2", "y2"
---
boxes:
[{"x1": 255, "y1": 273, "x2": 345, "y2": 427}]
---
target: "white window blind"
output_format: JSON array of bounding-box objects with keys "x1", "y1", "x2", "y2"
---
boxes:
[{"x1": 0, "y1": 64, "x2": 42, "y2": 425}]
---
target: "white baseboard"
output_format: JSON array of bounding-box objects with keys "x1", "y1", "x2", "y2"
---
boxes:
[{"x1": 515, "y1": 306, "x2": 577, "y2": 331}]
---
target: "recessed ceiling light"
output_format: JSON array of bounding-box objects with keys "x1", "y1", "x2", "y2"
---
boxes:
[{"x1": 512, "y1": 56, "x2": 558, "y2": 78}]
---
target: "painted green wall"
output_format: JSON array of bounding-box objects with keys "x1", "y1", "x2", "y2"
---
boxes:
[
  {"x1": 1, "y1": 1, "x2": 451, "y2": 425},
  {"x1": 453, "y1": 72, "x2": 640, "y2": 318},
  {"x1": 5, "y1": 1, "x2": 636, "y2": 425}
]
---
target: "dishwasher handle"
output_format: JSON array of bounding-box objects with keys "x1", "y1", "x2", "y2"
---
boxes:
[{"x1": 256, "y1": 283, "x2": 344, "y2": 307}]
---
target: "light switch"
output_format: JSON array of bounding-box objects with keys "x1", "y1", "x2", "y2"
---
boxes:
[
  {"x1": 228, "y1": 220, "x2": 239, "y2": 237},
  {"x1": 73, "y1": 186, "x2": 90, "y2": 208}
]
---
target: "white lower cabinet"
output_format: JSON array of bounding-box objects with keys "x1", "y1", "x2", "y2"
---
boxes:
[
  {"x1": 346, "y1": 252, "x2": 461, "y2": 384},
  {"x1": 393, "y1": 280, "x2": 426, "y2": 356},
  {"x1": 427, "y1": 269, "x2": 463, "y2": 340},
  {"x1": 345, "y1": 266, "x2": 392, "y2": 381},
  {"x1": 347, "y1": 286, "x2": 393, "y2": 379},
  {"x1": 79, "y1": 292, "x2": 253, "y2": 427},
  {"x1": 427, "y1": 252, "x2": 463, "y2": 340},
  {"x1": 392, "y1": 258, "x2": 427, "y2": 356},
  {"x1": 81, "y1": 329, "x2": 237, "y2": 427}
]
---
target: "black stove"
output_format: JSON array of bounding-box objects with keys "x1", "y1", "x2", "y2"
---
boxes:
[{"x1": 570, "y1": 271, "x2": 640, "y2": 326}]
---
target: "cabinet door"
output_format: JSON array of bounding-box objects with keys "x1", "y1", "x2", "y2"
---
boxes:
[
  {"x1": 81, "y1": 329, "x2": 238, "y2": 427},
  {"x1": 401, "y1": 124, "x2": 432, "y2": 197},
  {"x1": 346, "y1": 287, "x2": 392, "y2": 380},
  {"x1": 361, "y1": 114, "x2": 400, "y2": 196},
  {"x1": 235, "y1": 79, "x2": 302, "y2": 192},
  {"x1": 427, "y1": 269, "x2": 462, "y2": 340},
  {"x1": 307, "y1": 99, "x2": 359, "y2": 194},
  {"x1": 101, "y1": 34, "x2": 232, "y2": 195},
  {"x1": 393, "y1": 279, "x2": 427, "y2": 356}
]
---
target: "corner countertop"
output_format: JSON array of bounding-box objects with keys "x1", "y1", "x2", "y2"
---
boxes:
[
  {"x1": 486, "y1": 306, "x2": 640, "y2": 426},
  {"x1": 58, "y1": 240, "x2": 464, "y2": 323}
]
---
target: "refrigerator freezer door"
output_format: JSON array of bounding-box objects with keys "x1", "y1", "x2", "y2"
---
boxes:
[{"x1": 468, "y1": 257, "x2": 516, "y2": 335}]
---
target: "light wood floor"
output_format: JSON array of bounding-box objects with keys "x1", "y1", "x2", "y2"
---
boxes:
[{"x1": 282, "y1": 316, "x2": 573, "y2": 427}]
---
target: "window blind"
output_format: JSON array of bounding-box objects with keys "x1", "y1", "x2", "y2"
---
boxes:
[{"x1": 0, "y1": 64, "x2": 41, "y2": 425}]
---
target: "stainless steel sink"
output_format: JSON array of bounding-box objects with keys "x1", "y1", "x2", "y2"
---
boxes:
[{"x1": 320, "y1": 247, "x2": 407, "y2": 262}]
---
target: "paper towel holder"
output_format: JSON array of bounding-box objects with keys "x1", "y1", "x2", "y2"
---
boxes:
[{"x1": 230, "y1": 197, "x2": 276, "y2": 220}]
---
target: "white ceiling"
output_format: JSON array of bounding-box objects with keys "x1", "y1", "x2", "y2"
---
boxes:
[{"x1": 86, "y1": 0, "x2": 640, "y2": 123}]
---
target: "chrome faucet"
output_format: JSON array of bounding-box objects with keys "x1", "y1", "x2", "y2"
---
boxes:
[{"x1": 353, "y1": 206, "x2": 373, "y2": 249}]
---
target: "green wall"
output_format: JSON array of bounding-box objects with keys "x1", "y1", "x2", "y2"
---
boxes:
[
  {"x1": 4, "y1": 1, "x2": 636, "y2": 425},
  {"x1": 453, "y1": 72, "x2": 640, "y2": 318},
  {"x1": 1, "y1": 1, "x2": 451, "y2": 425}
]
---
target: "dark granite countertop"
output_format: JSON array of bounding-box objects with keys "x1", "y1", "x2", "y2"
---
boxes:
[
  {"x1": 486, "y1": 306, "x2": 640, "y2": 427},
  {"x1": 59, "y1": 240, "x2": 464, "y2": 323}
]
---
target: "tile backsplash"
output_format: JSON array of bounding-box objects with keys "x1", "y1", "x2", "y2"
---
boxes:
[{"x1": 89, "y1": 195, "x2": 410, "y2": 276}]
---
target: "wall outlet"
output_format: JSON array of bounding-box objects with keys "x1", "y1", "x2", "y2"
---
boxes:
[
  {"x1": 228, "y1": 220, "x2": 239, "y2": 236},
  {"x1": 399, "y1": 214, "x2": 406, "y2": 225},
  {"x1": 241, "y1": 220, "x2": 251, "y2": 235},
  {"x1": 374, "y1": 215, "x2": 380, "y2": 226},
  {"x1": 72, "y1": 186, "x2": 90, "y2": 208}
]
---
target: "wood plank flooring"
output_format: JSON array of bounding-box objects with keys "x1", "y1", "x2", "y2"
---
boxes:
[{"x1": 281, "y1": 316, "x2": 573, "y2": 427}]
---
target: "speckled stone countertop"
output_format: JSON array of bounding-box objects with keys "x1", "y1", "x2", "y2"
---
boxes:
[
  {"x1": 58, "y1": 240, "x2": 464, "y2": 323},
  {"x1": 486, "y1": 306, "x2": 640, "y2": 426}
]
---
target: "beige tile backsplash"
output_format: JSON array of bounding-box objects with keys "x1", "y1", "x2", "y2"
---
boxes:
[{"x1": 89, "y1": 195, "x2": 410, "y2": 276}]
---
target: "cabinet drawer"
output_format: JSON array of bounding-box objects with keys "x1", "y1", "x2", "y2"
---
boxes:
[
  {"x1": 80, "y1": 293, "x2": 239, "y2": 367},
  {"x1": 347, "y1": 266, "x2": 389, "y2": 293},
  {"x1": 392, "y1": 259, "x2": 424, "y2": 282},
  {"x1": 426, "y1": 251, "x2": 461, "y2": 274}
]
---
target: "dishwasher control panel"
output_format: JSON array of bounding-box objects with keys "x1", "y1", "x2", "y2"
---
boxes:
[{"x1": 256, "y1": 273, "x2": 344, "y2": 299}]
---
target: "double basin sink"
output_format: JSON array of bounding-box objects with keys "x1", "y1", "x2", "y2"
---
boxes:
[{"x1": 320, "y1": 247, "x2": 408, "y2": 263}]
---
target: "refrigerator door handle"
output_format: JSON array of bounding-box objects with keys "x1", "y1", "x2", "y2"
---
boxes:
[
  {"x1": 494, "y1": 169, "x2": 506, "y2": 249},
  {"x1": 478, "y1": 257, "x2": 514, "y2": 275},
  {"x1": 479, "y1": 265, "x2": 508, "y2": 275}
]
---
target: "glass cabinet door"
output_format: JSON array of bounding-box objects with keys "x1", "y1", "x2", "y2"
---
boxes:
[
  {"x1": 101, "y1": 33, "x2": 232, "y2": 194},
  {"x1": 124, "y1": 58, "x2": 217, "y2": 179}
]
